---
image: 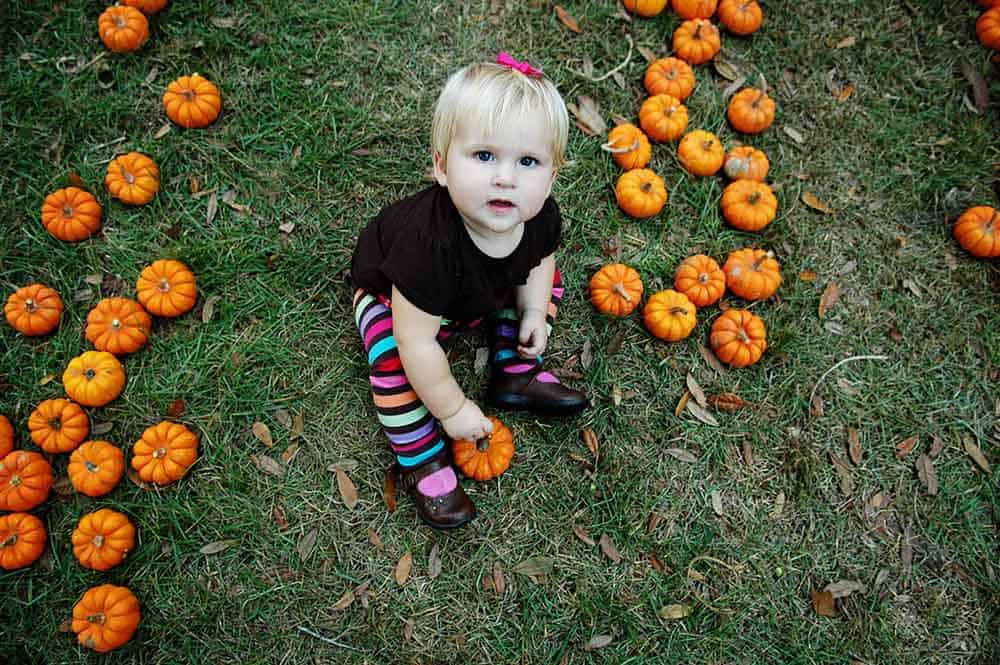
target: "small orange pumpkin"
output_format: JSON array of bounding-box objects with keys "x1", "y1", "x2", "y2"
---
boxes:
[
  {"x1": 644, "y1": 57, "x2": 696, "y2": 101},
  {"x1": 978, "y1": 7, "x2": 1000, "y2": 50},
  {"x1": 723, "y1": 248, "x2": 781, "y2": 300},
  {"x1": 673, "y1": 19, "x2": 721, "y2": 65},
  {"x1": 644, "y1": 290, "x2": 698, "y2": 342},
  {"x1": 727, "y1": 87, "x2": 776, "y2": 134},
  {"x1": 0, "y1": 513, "x2": 46, "y2": 570},
  {"x1": 132, "y1": 421, "x2": 199, "y2": 485},
  {"x1": 105, "y1": 152, "x2": 160, "y2": 205},
  {"x1": 72, "y1": 509, "x2": 136, "y2": 572},
  {"x1": 72, "y1": 584, "x2": 141, "y2": 653},
  {"x1": 121, "y1": 0, "x2": 169, "y2": 14},
  {"x1": 452, "y1": 416, "x2": 514, "y2": 481},
  {"x1": 86, "y1": 298, "x2": 153, "y2": 355},
  {"x1": 723, "y1": 146, "x2": 769, "y2": 181},
  {"x1": 0, "y1": 415, "x2": 12, "y2": 457},
  {"x1": 674, "y1": 254, "x2": 725, "y2": 307},
  {"x1": 590, "y1": 264, "x2": 644, "y2": 317},
  {"x1": 953, "y1": 206, "x2": 1000, "y2": 258},
  {"x1": 136, "y1": 259, "x2": 198, "y2": 317},
  {"x1": 678, "y1": 130, "x2": 724, "y2": 176},
  {"x1": 671, "y1": 0, "x2": 718, "y2": 19},
  {"x1": 68, "y1": 441, "x2": 126, "y2": 497},
  {"x1": 615, "y1": 168, "x2": 668, "y2": 218},
  {"x1": 63, "y1": 351, "x2": 126, "y2": 408},
  {"x1": 40, "y1": 187, "x2": 102, "y2": 242},
  {"x1": 721, "y1": 180, "x2": 778, "y2": 231},
  {"x1": 0, "y1": 450, "x2": 53, "y2": 512},
  {"x1": 163, "y1": 74, "x2": 222, "y2": 128},
  {"x1": 28, "y1": 398, "x2": 89, "y2": 454},
  {"x1": 622, "y1": 0, "x2": 668, "y2": 17},
  {"x1": 639, "y1": 94, "x2": 689, "y2": 142},
  {"x1": 710, "y1": 309, "x2": 767, "y2": 368},
  {"x1": 97, "y1": 6, "x2": 149, "y2": 53},
  {"x1": 5, "y1": 284, "x2": 64, "y2": 336},
  {"x1": 606, "y1": 123, "x2": 652, "y2": 170},
  {"x1": 717, "y1": 0, "x2": 763, "y2": 35}
]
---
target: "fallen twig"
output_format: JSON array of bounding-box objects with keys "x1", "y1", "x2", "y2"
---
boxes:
[
  {"x1": 296, "y1": 625, "x2": 360, "y2": 650},
  {"x1": 808, "y1": 354, "x2": 889, "y2": 409},
  {"x1": 570, "y1": 35, "x2": 634, "y2": 83}
]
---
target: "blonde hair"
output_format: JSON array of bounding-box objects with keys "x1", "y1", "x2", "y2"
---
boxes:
[{"x1": 431, "y1": 62, "x2": 569, "y2": 170}]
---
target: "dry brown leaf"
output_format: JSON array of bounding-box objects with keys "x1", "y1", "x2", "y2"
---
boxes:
[
  {"x1": 582, "y1": 427, "x2": 600, "y2": 463},
  {"x1": 493, "y1": 560, "x2": 506, "y2": 594},
  {"x1": 713, "y1": 58, "x2": 741, "y2": 81},
  {"x1": 649, "y1": 554, "x2": 670, "y2": 574},
  {"x1": 571, "y1": 95, "x2": 606, "y2": 136},
  {"x1": 802, "y1": 191, "x2": 836, "y2": 214},
  {"x1": 554, "y1": 5, "x2": 581, "y2": 33},
  {"x1": 395, "y1": 551, "x2": 413, "y2": 585},
  {"x1": 799, "y1": 270, "x2": 817, "y2": 282},
  {"x1": 335, "y1": 465, "x2": 359, "y2": 508},
  {"x1": 274, "y1": 409, "x2": 292, "y2": 429},
  {"x1": 291, "y1": 413, "x2": 304, "y2": 438},
  {"x1": 962, "y1": 435, "x2": 991, "y2": 473},
  {"x1": 598, "y1": 534, "x2": 622, "y2": 563},
  {"x1": 403, "y1": 619, "x2": 415, "y2": 641},
  {"x1": 674, "y1": 391, "x2": 690, "y2": 417},
  {"x1": 665, "y1": 448, "x2": 698, "y2": 463},
  {"x1": 961, "y1": 61, "x2": 989, "y2": 114},
  {"x1": 686, "y1": 401, "x2": 719, "y2": 426},
  {"x1": 206, "y1": 191, "x2": 219, "y2": 225},
  {"x1": 741, "y1": 440, "x2": 754, "y2": 466},
  {"x1": 824, "y1": 579, "x2": 866, "y2": 598},
  {"x1": 929, "y1": 434, "x2": 946, "y2": 459},
  {"x1": 835, "y1": 35, "x2": 856, "y2": 49},
  {"x1": 428, "y1": 543, "x2": 442, "y2": 579},
  {"x1": 707, "y1": 393, "x2": 745, "y2": 411},
  {"x1": 830, "y1": 453, "x2": 854, "y2": 496},
  {"x1": 612, "y1": 385, "x2": 623, "y2": 406},
  {"x1": 367, "y1": 527, "x2": 382, "y2": 548},
  {"x1": 513, "y1": 556, "x2": 555, "y2": 580},
  {"x1": 809, "y1": 394, "x2": 825, "y2": 418},
  {"x1": 91, "y1": 422, "x2": 113, "y2": 436},
  {"x1": 166, "y1": 398, "x2": 186, "y2": 418},
  {"x1": 646, "y1": 512, "x2": 662, "y2": 534},
  {"x1": 783, "y1": 126, "x2": 805, "y2": 144},
  {"x1": 686, "y1": 373, "x2": 707, "y2": 408},
  {"x1": 818, "y1": 282, "x2": 841, "y2": 318},
  {"x1": 710, "y1": 491, "x2": 724, "y2": 516},
  {"x1": 126, "y1": 467, "x2": 157, "y2": 491},
  {"x1": 836, "y1": 83, "x2": 855, "y2": 102},
  {"x1": 154, "y1": 123, "x2": 171, "y2": 139},
  {"x1": 658, "y1": 604, "x2": 691, "y2": 620},
  {"x1": 637, "y1": 45, "x2": 657, "y2": 63},
  {"x1": 297, "y1": 528, "x2": 318, "y2": 561},
  {"x1": 915, "y1": 454, "x2": 938, "y2": 496},
  {"x1": 39, "y1": 373, "x2": 56, "y2": 386},
  {"x1": 200, "y1": 540, "x2": 236, "y2": 555},
  {"x1": 811, "y1": 589, "x2": 836, "y2": 616},
  {"x1": 280, "y1": 443, "x2": 300, "y2": 465},
  {"x1": 201, "y1": 295, "x2": 220, "y2": 323},
  {"x1": 772, "y1": 491, "x2": 785, "y2": 517},
  {"x1": 252, "y1": 454, "x2": 284, "y2": 477},
  {"x1": 272, "y1": 504, "x2": 288, "y2": 531},
  {"x1": 332, "y1": 589, "x2": 354, "y2": 610},
  {"x1": 895, "y1": 436, "x2": 918, "y2": 460},
  {"x1": 278, "y1": 221, "x2": 295, "y2": 234},
  {"x1": 848, "y1": 427, "x2": 862, "y2": 465},
  {"x1": 383, "y1": 466, "x2": 397, "y2": 512},
  {"x1": 252, "y1": 421, "x2": 273, "y2": 448},
  {"x1": 584, "y1": 635, "x2": 613, "y2": 651},
  {"x1": 722, "y1": 75, "x2": 748, "y2": 99},
  {"x1": 698, "y1": 344, "x2": 727, "y2": 373},
  {"x1": 573, "y1": 525, "x2": 596, "y2": 546},
  {"x1": 68, "y1": 172, "x2": 85, "y2": 188}
]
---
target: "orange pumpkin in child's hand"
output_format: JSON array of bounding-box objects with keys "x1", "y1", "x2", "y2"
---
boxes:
[
  {"x1": 644, "y1": 57, "x2": 696, "y2": 101},
  {"x1": 674, "y1": 254, "x2": 725, "y2": 307},
  {"x1": 163, "y1": 74, "x2": 222, "y2": 128},
  {"x1": 605, "y1": 124, "x2": 651, "y2": 170},
  {"x1": 72, "y1": 584, "x2": 141, "y2": 653},
  {"x1": 721, "y1": 179, "x2": 778, "y2": 231},
  {"x1": 452, "y1": 416, "x2": 514, "y2": 481},
  {"x1": 615, "y1": 169, "x2": 667, "y2": 218},
  {"x1": 86, "y1": 298, "x2": 152, "y2": 355},
  {"x1": 671, "y1": 0, "x2": 718, "y2": 19},
  {"x1": 643, "y1": 290, "x2": 698, "y2": 342},
  {"x1": 0, "y1": 512, "x2": 46, "y2": 570},
  {"x1": 710, "y1": 309, "x2": 767, "y2": 368},
  {"x1": 723, "y1": 146, "x2": 769, "y2": 181},
  {"x1": 953, "y1": 206, "x2": 1000, "y2": 257},
  {"x1": 69, "y1": 441, "x2": 125, "y2": 497},
  {"x1": 678, "y1": 130, "x2": 724, "y2": 176},
  {"x1": 590, "y1": 264, "x2": 644, "y2": 317},
  {"x1": 723, "y1": 248, "x2": 781, "y2": 300},
  {"x1": 132, "y1": 421, "x2": 199, "y2": 485},
  {"x1": 97, "y1": 6, "x2": 149, "y2": 53},
  {"x1": 29, "y1": 398, "x2": 89, "y2": 453},
  {"x1": 0, "y1": 450, "x2": 53, "y2": 512},
  {"x1": 5, "y1": 283, "x2": 64, "y2": 336},
  {"x1": 639, "y1": 94, "x2": 688, "y2": 142},
  {"x1": 40, "y1": 187, "x2": 102, "y2": 241},
  {"x1": 72, "y1": 509, "x2": 136, "y2": 571},
  {"x1": 717, "y1": 0, "x2": 763, "y2": 35},
  {"x1": 136, "y1": 259, "x2": 198, "y2": 317},
  {"x1": 0, "y1": 415, "x2": 12, "y2": 457},
  {"x1": 673, "y1": 19, "x2": 721, "y2": 65},
  {"x1": 105, "y1": 152, "x2": 160, "y2": 205},
  {"x1": 727, "y1": 87, "x2": 776, "y2": 134}
]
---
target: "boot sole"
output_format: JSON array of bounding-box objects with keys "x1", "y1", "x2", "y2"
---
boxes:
[
  {"x1": 488, "y1": 393, "x2": 590, "y2": 416},
  {"x1": 417, "y1": 508, "x2": 477, "y2": 530}
]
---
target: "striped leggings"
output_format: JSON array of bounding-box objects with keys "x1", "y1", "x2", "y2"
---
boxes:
[{"x1": 354, "y1": 269, "x2": 564, "y2": 468}]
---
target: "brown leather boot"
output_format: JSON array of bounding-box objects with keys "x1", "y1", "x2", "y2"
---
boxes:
[
  {"x1": 397, "y1": 449, "x2": 476, "y2": 529},
  {"x1": 487, "y1": 367, "x2": 589, "y2": 415}
]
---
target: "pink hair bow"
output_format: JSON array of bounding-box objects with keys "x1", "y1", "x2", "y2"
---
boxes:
[{"x1": 496, "y1": 51, "x2": 543, "y2": 78}]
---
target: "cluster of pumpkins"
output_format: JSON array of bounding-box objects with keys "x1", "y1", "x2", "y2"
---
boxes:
[
  {"x1": 591, "y1": 0, "x2": 774, "y2": 368},
  {"x1": 0, "y1": 1, "x2": 221, "y2": 653},
  {"x1": 951, "y1": 0, "x2": 1000, "y2": 259}
]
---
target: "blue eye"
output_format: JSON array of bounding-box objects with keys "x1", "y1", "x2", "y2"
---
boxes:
[
  {"x1": 474, "y1": 151, "x2": 494, "y2": 162},
  {"x1": 519, "y1": 156, "x2": 539, "y2": 167}
]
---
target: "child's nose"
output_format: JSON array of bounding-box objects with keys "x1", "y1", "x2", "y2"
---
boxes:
[{"x1": 492, "y1": 164, "x2": 516, "y2": 187}]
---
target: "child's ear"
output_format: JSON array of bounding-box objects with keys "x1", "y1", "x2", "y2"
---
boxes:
[
  {"x1": 545, "y1": 168, "x2": 557, "y2": 198},
  {"x1": 432, "y1": 151, "x2": 448, "y2": 187}
]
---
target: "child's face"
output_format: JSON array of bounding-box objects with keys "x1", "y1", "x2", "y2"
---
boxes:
[{"x1": 434, "y1": 109, "x2": 556, "y2": 240}]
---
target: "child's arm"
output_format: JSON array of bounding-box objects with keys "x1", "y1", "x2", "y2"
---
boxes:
[
  {"x1": 390, "y1": 285, "x2": 493, "y2": 441},
  {"x1": 514, "y1": 253, "x2": 555, "y2": 359}
]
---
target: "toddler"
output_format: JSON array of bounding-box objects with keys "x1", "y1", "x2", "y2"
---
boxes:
[{"x1": 350, "y1": 53, "x2": 588, "y2": 529}]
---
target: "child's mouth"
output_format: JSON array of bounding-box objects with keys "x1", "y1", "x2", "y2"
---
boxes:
[{"x1": 488, "y1": 199, "x2": 514, "y2": 210}]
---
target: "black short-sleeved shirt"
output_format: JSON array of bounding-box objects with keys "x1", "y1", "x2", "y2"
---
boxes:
[{"x1": 350, "y1": 185, "x2": 561, "y2": 321}]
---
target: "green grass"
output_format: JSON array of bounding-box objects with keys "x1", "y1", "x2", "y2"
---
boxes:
[{"x1": 2, "y1": 1, "x2": 999, "y2": 663}]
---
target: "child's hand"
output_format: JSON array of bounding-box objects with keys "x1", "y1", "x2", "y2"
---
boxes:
[
  {"x1": 516, "y1": 307, "x2": 548, "y2": 359},
  {"x1": 440, "y1": 399, "x2": 493, "y2": 442}
]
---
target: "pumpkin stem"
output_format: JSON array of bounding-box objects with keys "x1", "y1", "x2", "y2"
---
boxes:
[
  {"x1": 611, "y1": 282, "x2": 632, "y2": 303},
  {"x1": 640, "y1": 181, "x2": 652, "y2": 194},
  {"x1": 9, "y1": 474, "x2": 21, "y2": 488},
  {"x1": 85, "y1": 461, "x2": 99, "y2": 473},
  {"x1": 92, "y1": 535, "x2": 105, "y2": 547},
  {"x1": 701, "y1": 138, "x2": 715, "y2": 151},
  {"x1": 601, "y1": 138, "x2": 641, "y2": 155},
  {"x1": 475, "y1": 437, "x2": 491, "y2": 452},
  {"x1": 738, "y1": 329, "x2": 751, "y2": 344},
  {"x1": 182, "y1": 89, "x2": 196, "y2": 102},
  {"x1": 698, "y1": 272, "x2": 709, "y2": 284},
  {"x1": 1, "y1": 533, "x2": 17, "y2": 548},
  {"x1": 114, "y1": 15, "x2": 126, "y2": 29},
  {"x1": 62, "y1": 205, "x2": 75, "y2": 218},
  {"x1": 24, "y1": 298, "x2": 38, "y2": 313},
  {"x1": 111, "y1": 318, "x2": 122, "y2": 330},
  {"x1": 157, "y1": 278, "x2": 171, "y2": 293},
  {"x1": 84, "y1": 368, "x2": 97, "y2": 380},
  {"x1": 747, "y1": 191, "x2": 762, "y2": 205},
  {"x1": 988, "y1": 211, "x2": 999, "y2": 231},
  {"x1": 49, "y1": 417, "x2": 62, "y2": 430},
  {"x1": 669, "y1": 306, "x2": 688, "y2": 316},
  {"x1": 693, "y1": 21, "x2": 703, "y2": 40},
  {"x1": 86, "y1": 613, "x2": 107, "y2": 625},
  {"x1": 752, "y1": 90, "x2": 766, "y2": 108},
  {"x1": 121, "y1": 167, "x2": 135, "y2": 185},
  {"x1": 154, "y1": 447, "x2": 167, "y2": 459}
]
